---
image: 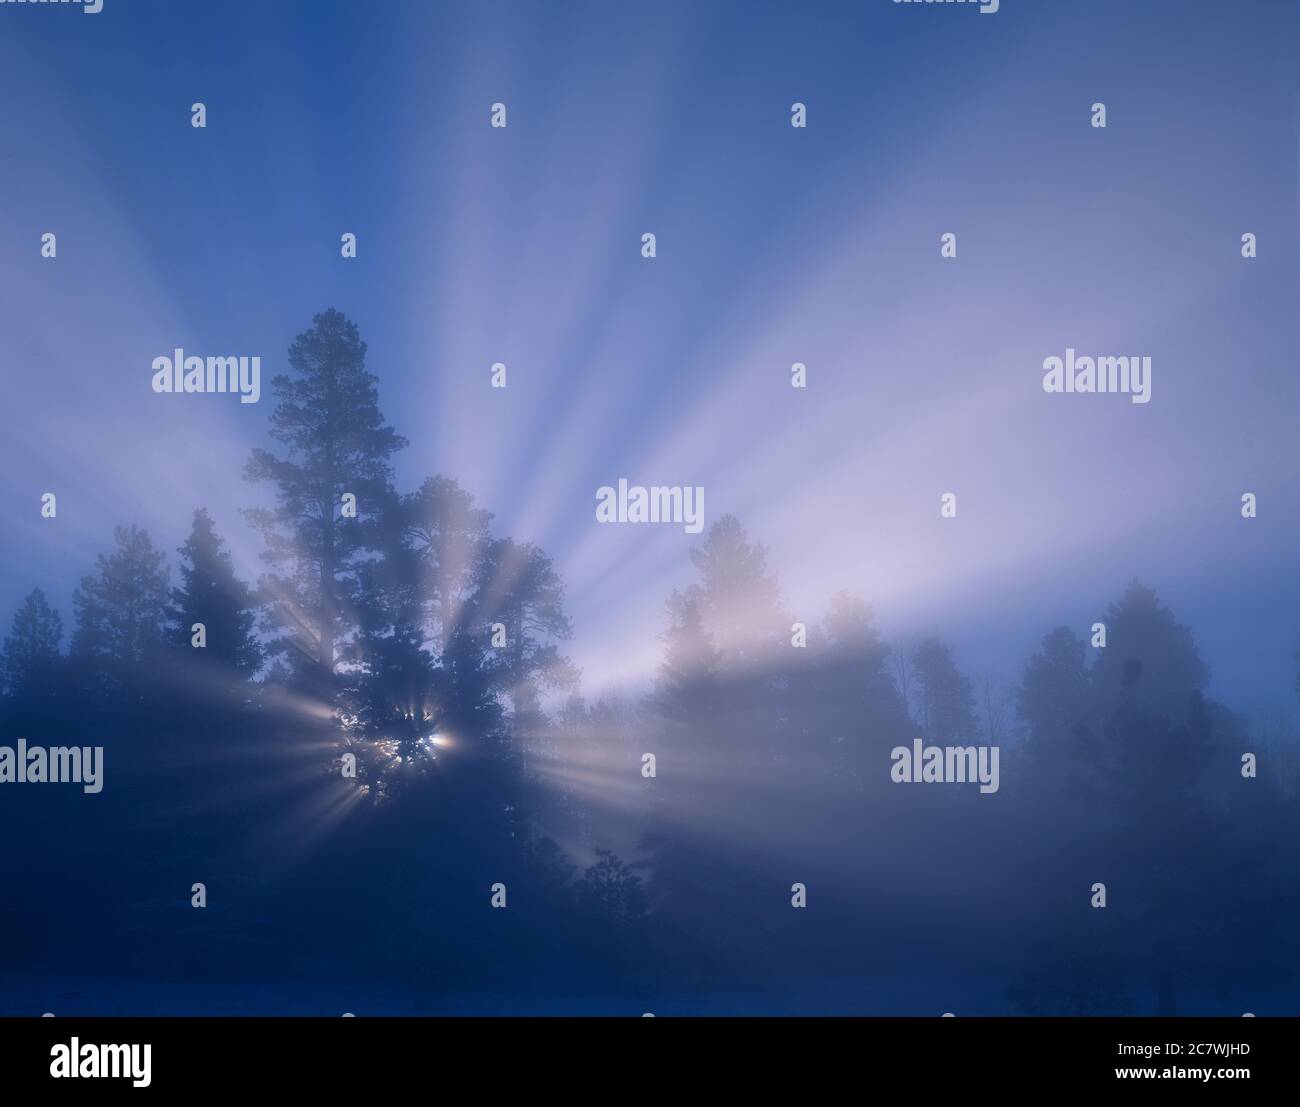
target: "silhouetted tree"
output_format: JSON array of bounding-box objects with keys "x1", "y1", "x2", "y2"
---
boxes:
[
  {"x1": 244, "y1": 308, "x2": 407, "y2": 689},
  {"x1": 170, "y1": 508, "x2": 262, "y2": 682},
  {"x1": 349, "y1": 625, "x2": 443, "y2": 759},
  {"x1": 1016, "y1": 625, "x2": 1091, "y2": 796},
  {"x1": 70, "y1": 524, "x2": 170, "y2": 701},
  {"x1": 475, "y1": 535, "x2": 575, "y2": 724},
  {"x1": 1008, "y1": 585, "x2": 1243, "y2": 1015},
  {"x1": 686, "y1": 513, "x2": 788, "y2": 672},
  {"x1": 910, "y1": 635, "x2": 977, "y2": 743},
  {"x1": 363, "y1": 478, "x2": 573, "y2": 747},
  {"x1": 1090, "y1": 580, "x2": 1209, "y2": 724},
  {"x1": 575, "y1": 848, "x2": 649, "y2": 924},
  {"x1": 389, "y1": 475, "x2": 493, "y2": 653},
  {"x1": 803, "y1": 591, "x2": 910, "y2": 788},
  {"x1": 648, "y1": 592, "x2": 721, "y2": 735},
  {"x1": 0, "y1": 588, "x2": 67, "y2": 733},
  {"x1": 1, "y1": 588, "x2": 63, "y2": 697}
]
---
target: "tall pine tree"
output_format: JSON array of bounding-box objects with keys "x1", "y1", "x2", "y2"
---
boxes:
[
  {"x1": 70, "y1": 524, "x2": 170, "y2": 699},
  {"x1": 1, "y1": 589, "x2": 66, "y2": 729},
  {"x1": 243, "y1": 309, "x2": 407, "y2": 691},
  {"x1": 1, "y1": 588, "x2": 63, "y2": 697},
  {"x1": 171, "y1": 508, "x2": 262, "y2": 681},
  {"x1": 910, "y1": 635, "x2": 978, "y2": 743}
]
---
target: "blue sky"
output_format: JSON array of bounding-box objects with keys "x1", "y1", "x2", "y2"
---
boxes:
[{"x1": 1, "y1": 0, "x2": 1297, "y2": 718}]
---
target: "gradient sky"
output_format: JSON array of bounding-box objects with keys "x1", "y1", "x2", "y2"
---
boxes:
[{"x1": 1, "y1": 0, "x2": 1297, "y2": 722}]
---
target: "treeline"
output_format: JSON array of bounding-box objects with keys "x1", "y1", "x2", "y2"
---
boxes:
[
  {"x1": 1, "y1": 308, "x2": 1296, "y2": 1013},
  {"x1": 0, "y1": 310, "x2": 612, "y2": 999},
  {"x1": 564, "y1": 519, "x2": 1300, "y2": 1011}
]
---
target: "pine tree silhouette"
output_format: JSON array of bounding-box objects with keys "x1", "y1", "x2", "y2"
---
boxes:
[
  {"x1": 70, "y1": 524, "x2": 170, "y2": 702},
  {"x1": 1, "y1": 587, "x2": 63, "y2": 697},
  {"x1": 243, "y1": 308, "x2": 407, "y2": 691},
  {"x1": 170, "y1": 508, "x2": 262, "y2": 682}
]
